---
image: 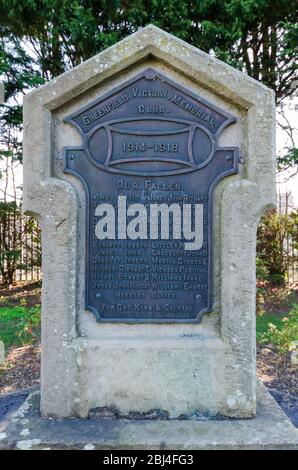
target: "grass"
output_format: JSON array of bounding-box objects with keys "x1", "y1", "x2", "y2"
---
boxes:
[
  {"x1": 2, "y1": 303, "x2": 296, "y2": 353},
  {"x1": 256, "y1": 304, "x2": 298, "y2": 354},
  {"x1": 0, "y1": 305, "x2": 41, "y2": 349},
  {"x1": 256, "y1": 313, "x2": 285, "y2": 337},
  {"x1": 0, "y1": 280, "x2": 297, "y2": 355}
]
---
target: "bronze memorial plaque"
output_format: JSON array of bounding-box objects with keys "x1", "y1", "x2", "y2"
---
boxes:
[{"x1": 63, "y1": 69, "x2": 239, "y2": 322}]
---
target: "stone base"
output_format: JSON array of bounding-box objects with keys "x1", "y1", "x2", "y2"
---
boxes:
[{"x1": 0, "y1": 382, "x2": 297, "y2": 450}]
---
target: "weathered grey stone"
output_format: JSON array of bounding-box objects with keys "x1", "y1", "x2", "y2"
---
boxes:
[
  {"x1": 291, "y1": 344, "x2": 298, "y2": 365},
  {"x1": 0, "y1": 383, "x2": 297, "y2": 450},
  {"x1": 0, "y1": 82, "x2": 4, "y2": 103},
  {"x1": 0, "y1": 340, "x2": 4, "y2": 364},
  {"x1": 23, "y1": 25, "x2": 275, "y2": 420}
]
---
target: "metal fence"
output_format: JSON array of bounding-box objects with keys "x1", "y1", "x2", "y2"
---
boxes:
[
  {"x1": 0, "y1": 205, "x2": 41, "y2": 284},
  {"x1": 277, "y1": 191, "x2": 298, "y2": 285},
  {"x1": 287, "y1": 237, "x2": 298, "y2": 284}
]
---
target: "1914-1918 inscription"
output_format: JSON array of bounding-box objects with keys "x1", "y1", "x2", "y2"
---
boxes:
[{"x1": 63, "y1": 69, "x2": 239, "y2": 322}]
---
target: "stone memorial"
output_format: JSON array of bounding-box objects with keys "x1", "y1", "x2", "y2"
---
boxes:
[{"x1": 1, "y1": 25, "x2": 297, "y2": 449}]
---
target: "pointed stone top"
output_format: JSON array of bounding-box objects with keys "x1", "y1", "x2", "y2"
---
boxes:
[{"x1": 25, "y1": 23, "x2": 274, "y2": 112}]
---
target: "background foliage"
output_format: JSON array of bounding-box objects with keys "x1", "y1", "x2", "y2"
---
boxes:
[
  {"x1": 0, "y1": 0, "x2": 297, "y2": 168},
  {"x1": 0, "y1": 1, "x2": 297, "y2": 285}
]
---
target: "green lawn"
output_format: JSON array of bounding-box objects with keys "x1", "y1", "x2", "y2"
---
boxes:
[
  {"x1": 0, "y1": 305, "x2": 41, "y2": 349},
  {"x1": 256, "y1": 313, "x2": 285, "y2": 337},
  {"x1": 0, "y1": 294, "x2": 297, "y2": 354},
  {"x1": 256, "y1": 304, "x2": 298, "y2": 354}
]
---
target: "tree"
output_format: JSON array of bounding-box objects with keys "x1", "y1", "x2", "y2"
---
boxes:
[
  {"x1": 0, "y1": 35, "x2": 44, "y2": 151},
  {"x1": 1, "y1": 1, "x2": 297, "y2": 94},
  {"x1": 0, "y1": 0, "x2": 297, "y2": 170}
]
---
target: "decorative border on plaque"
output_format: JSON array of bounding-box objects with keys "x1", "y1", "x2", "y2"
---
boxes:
[{"x1": 63, "y1": 68, "x2": 239, "y2": 322}]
